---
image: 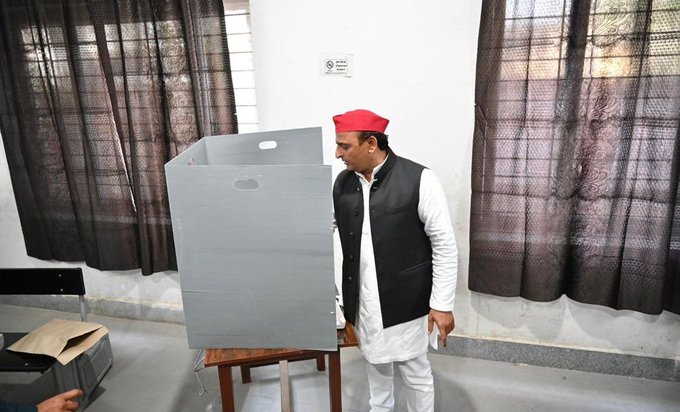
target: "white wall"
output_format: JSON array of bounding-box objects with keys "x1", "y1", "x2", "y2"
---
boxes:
[
  {"x1": 247, "y1": 0, "x2": 680, "y2": 360},
  {"x1": 1, "y1": 0, "x2": 678, "y2": 360}
]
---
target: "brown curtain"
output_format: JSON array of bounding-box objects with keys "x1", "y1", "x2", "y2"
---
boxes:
[
  {"x1": 470, "y1": 0, "x2": 680, "y2": 315},
  {"x1": 0, "y1": 0, "x2": 237, "y2": 275}
]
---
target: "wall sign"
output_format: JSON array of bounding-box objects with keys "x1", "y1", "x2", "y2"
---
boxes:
[{"x1": 321, "y1": 54, "x2": 353, "y2": 77}]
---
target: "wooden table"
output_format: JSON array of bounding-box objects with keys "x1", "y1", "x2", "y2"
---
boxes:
[{"x1": 205, "y1": 323, "x2": 358, "y2": 412}]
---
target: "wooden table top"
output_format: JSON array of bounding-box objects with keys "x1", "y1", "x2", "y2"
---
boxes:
[{"x1": 205, "y1": 323, "x2": 358, "y2": 368}]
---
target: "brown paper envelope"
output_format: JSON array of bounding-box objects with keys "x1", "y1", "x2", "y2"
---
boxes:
[
  {"x1": 56, "y1": 326, "x2": 109, "y2": 365},
  {"x1": 8, "y1": 318, "x2": 110, "y2": 365}
]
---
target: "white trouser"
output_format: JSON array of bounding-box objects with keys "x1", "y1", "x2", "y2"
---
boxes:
[{"x1": 366, "y1": 354, "x2": 434, "y2": 412}]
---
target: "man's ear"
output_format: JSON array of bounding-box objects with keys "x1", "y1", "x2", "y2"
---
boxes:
[{"x1": 367, "y1": 135, "x2": 377, "y2": 152}]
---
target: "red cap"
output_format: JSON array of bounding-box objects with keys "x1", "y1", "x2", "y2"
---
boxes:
[{"x1": 333, "y1": 109, "x2": 389, "y2": 134}]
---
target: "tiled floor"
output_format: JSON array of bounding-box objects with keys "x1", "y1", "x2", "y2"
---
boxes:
[{"x1": 1, "y1": 304, "x2": 679, "y2": 412}]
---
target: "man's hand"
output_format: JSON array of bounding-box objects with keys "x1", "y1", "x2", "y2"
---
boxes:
[
  {"x1": 37, "y1": 389, "x2": 83, "y2": 412},
  {"x1": 428, "y1": 309, "x2": 455, "y2": 347}
]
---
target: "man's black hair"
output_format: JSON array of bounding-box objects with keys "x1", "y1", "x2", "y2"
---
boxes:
[{"x1": 358, "y1": 131, "x2": 389, "y2": 151}]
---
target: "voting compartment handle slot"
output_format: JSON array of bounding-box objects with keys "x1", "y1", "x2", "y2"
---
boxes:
[
  {"x1": 258, "y1": 140, "x2": 277, "y2": 150},
  {"x1": 234, "y1": 177, "x2": 260, "y2": 191}
]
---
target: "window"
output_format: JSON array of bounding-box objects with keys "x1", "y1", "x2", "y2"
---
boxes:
[
  {"x1": 469, "y1": 0, "x2": 680, "y2": 314},
  {"x1": 2, "y1": 0, "x2": 238, "y2": 273},
  {"x1": 224, "y1": 0, "x2": 258, "y2": 133}
]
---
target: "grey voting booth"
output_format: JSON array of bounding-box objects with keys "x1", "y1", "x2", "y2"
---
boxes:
[{"x1": 165, "y1": 127, "x2": 337, "y2": 351}]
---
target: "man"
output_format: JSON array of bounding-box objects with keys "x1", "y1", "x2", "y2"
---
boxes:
[
  {"x1": 332, "y1": 109, "x2": 458, "y2": 412},
  {"x1": 0, "y1": 389, "x2": 83, "y2": 412}
]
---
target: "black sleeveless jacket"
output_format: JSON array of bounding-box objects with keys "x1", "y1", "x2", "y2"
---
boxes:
[{"x1": 333, "y1": 151, "x2": 433, "y2": 328}]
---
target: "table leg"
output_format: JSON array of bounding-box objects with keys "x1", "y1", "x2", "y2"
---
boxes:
[
  {"x1": 316, "y1": 354, "x2": 326, "y2": 371},
  {"x1": 240, "y1": 365, "x2": 252, "y2": 383},
  {"x1": 218, "y1": 365, "x2": 235, "y2": 412},
  {"x1": 279, "y1": 360, "x2": 291, "y2": 412},
  {"x1": 328, "y1": 351, "x2": 342, "y2": 412}
]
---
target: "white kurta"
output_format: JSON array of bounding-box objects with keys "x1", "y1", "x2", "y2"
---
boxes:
[{"x1": 354, "y1": 157, "x2": 458, "y2": 364}]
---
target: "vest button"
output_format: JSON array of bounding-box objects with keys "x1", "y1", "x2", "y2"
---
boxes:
[
  {"x1": 353, "y1": 210, "x2": 359, "y2": 216},
  {"x1": 348, "y1": 276, "x2": 353, "y2": 282},
  {"x1": 349, "y1": 232, "x2": 355, "y2": 239},
  {"x1": 349, "y1": 254, "x2": 354, "y2": 260},
  {"x1": 356, "y1": 187, "x2": 361, "y2": 192}
]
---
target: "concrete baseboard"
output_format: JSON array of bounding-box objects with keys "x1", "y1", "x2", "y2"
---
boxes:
[
  {"x1": 434, "y1": 335, "x2": 680, "y2": 383},
  {"x1": 0, "y1": 296, "x2": 184, "y2": 325}
]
